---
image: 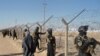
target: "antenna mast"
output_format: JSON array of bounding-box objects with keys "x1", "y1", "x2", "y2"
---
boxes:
[
  {"x1": 15, "y1": 18, "x2": 17, "y2": 27},
  {"x1": 43, "y1": 0, "x2": 47, "y2": 24}
]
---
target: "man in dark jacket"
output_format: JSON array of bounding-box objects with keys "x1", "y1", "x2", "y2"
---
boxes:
[
  {"x1": 22, "y1": 29, "x2": 35, "y2": 56},
  {"x1": 34, "y1": 26, "x2": 46, "y2": 51},
  {"x1": 12, "y1": 29, "x2": 17, "y2": 40}
]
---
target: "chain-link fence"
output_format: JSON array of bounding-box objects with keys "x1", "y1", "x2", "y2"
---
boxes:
[{"x1": 10, "y1": 9, "x2": 100, "y2": 56}]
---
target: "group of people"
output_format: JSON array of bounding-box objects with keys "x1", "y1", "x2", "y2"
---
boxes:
[
  {"x1": 22, "y1": 27, "x2": 56, "y2": 56},
  {"x1": 22, "y1": 25, "x2": 100, "y2": 56},
  {"x1": 1, "y1": 28, "x2": 17, "y2": 40},
  {"x1": 74, "y1": 25, "x2": 100, "y2": 56}
]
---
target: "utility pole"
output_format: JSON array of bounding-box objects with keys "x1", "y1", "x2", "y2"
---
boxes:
[
  {"x1": 62, "y1": 9, "x2": 85, "y2": 56},
  {"x1": 15, "y1": 19, "x2": 17, "y2": 26},
  {"x1": 43, "y1": 0, "x2": 47, "y2": 31}
]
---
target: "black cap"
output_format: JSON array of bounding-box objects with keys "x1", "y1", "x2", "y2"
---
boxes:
[{"x1": 78, "y1": 25, "x2": 89, "y2": 32}]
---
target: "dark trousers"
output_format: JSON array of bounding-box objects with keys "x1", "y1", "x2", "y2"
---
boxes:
[
  {"x1": 34, "y1": 40, "x2": 40, "y2": 51},
  {"x1": 23, "y1": 49, "x2": 34, "y2": 56},
  {"x1": 36, "y1": 41, "x2": 40, "y2": 50},
  {"x1": 78, "y1": 50, "x2": 92, "y2": 56}
]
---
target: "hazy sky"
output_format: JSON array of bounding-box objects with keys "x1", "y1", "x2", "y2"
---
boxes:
[{"x1": 0, "y1": 0, "x2": 100, "y2": 29}]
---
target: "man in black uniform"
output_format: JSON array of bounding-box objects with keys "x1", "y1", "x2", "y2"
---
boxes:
[
  {"x1": 74, "y1": 25, "x2": 92, "y2": 56},
  {"x1": 75, "y1": 25, "x2": 100, "y2": 56},
  {"x1": 12, "y1": 29, "x2": 17, "y2": 40},
  {"x1": 47, "y1": 28, "x2": 56, "y2": 56},
  {"x1": 22, "y1": 29, "x2": 35, "y2": 56},
  {"x1": 34, "y1": 26, "x2": 46, "y2": 51}
]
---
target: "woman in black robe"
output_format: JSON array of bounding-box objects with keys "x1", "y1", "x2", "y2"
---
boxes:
[{"x1": 47, "y1": 28, "x2": 56, "y2": 56}]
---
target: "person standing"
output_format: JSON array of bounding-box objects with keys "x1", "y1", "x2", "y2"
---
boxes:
[
  {"x1": 34, "y1": 26, "x2": 46, "y2": 51},
  {"x1": 47, "y1": 28, "x2": 56, "y2": 56},
  {"x1": 22, "y1": 29, "x2": 35, "y2": 56},
  {"x1": 74, "y1": 25, "x2": 92, "y2": 56}
]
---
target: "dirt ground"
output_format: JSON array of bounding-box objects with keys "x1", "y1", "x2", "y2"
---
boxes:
[
  {"x1": 0, "y1": 34, "x2": 64, "y2": 56},
  {"x1": 0, "y1": 36, "x2": 22, "y2": 56},
  {"x1": 0, "y1": 32, "x2": 100, "y2": 56}
]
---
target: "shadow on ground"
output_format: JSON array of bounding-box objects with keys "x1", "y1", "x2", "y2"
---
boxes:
[
  {"x1": 58, "y1": 53, "x2": 65, "y2": 56},
  {"x1": 0, "y1": 53, "x2": 23, "y2": 56},
  {"x1": 68, "y1": 52, "x2": 77, "y2": 56}
]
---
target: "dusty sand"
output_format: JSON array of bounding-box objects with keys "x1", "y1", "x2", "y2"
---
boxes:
[{"x1": 0, "y1": 35, "x2": 64, "y2": 56}]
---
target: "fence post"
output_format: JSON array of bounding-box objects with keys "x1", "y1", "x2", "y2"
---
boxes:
[
  {"x1": 61, "y1": 9, "x2": 85, "y2": 56},
  {"x1": 62, "y1": 18, "x2": 68, "y2": 56}
]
